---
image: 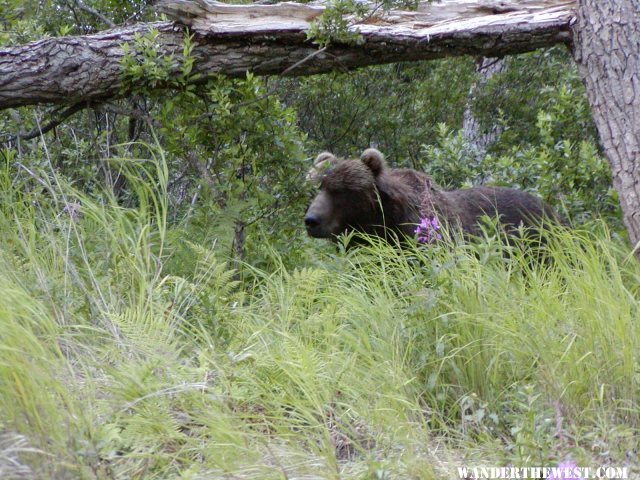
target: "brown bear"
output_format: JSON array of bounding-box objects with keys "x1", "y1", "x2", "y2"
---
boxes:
[{"x1": 304, "y1": 148, "x2": 560, "y2": 244}]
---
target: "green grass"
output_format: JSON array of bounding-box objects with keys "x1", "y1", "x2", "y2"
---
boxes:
[{"x1": 0, "y1": 153, "x2": 638, "y2": 479}]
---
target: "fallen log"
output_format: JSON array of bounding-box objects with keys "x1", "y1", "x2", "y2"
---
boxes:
[{"x1": 0, "y1": 0, "x2": 575, "y2": 110}]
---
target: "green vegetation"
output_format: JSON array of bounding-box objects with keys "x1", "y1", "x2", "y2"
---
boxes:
[
  {"x1": 0, "y1": 149, "x2": 638, "y2": 478},
  {"x1": 1, "y1": 1, "x2": 639, "y2": 477}
]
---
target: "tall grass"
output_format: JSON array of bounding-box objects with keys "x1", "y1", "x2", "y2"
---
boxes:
[{"x1": 0, "y1": 148, "x2": 638, "y2": 478}]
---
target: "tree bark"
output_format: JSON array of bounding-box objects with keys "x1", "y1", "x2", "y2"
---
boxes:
[
  {"x1": 0, "y1": 0, "x2": 575, "y2": 110},
  {"x1": 462, "y1": 56, "x2": 508, "y2": 156},
  {"x1": 571, "y1": 0, "x2": 640, "y2": 252}
]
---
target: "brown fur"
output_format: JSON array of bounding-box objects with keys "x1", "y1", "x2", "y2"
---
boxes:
[{"x1": 304, "y1": 148, "x2": 560, "y2": 243}]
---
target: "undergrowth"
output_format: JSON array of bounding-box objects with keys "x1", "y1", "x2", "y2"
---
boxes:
[{"x1": 0, "y1": 149, "x2": 638, "y2": 479}]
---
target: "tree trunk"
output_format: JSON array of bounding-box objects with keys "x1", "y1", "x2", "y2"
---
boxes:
[
  {"x1": 0, "y1": 0, "x2": 575, "y2": 110},
  {"x1": 571, "y1": 0, "x2": 640, "y2": 252},
  {"x1": 462, "y1": 56, "x2": 508, "y2": 156},
  {"x1": 232, "y1": 219, "x2": 246, "y2": 262}
]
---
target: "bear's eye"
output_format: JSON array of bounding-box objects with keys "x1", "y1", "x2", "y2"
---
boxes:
[
  {"x1": 320, "y1": 181, "x2": 344, "y2": 194},
  {"x1": 325, "y1": 186, "x2": 352, "y2": 196}
]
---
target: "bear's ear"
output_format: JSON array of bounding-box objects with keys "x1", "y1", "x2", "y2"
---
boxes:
[
  {"x1": 306, "y1": 152, "x2": 338, "y2": 182},
  {"x1": 360, "y1": 148, "x2": 386, "y2": 177},
  {"x1": 314, "y1": 152, "x2": 337, "y2": 167}
]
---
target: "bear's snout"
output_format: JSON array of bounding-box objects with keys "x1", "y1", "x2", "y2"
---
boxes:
[
  {"x1": 304, "y1": 213, "x2": 322, "y2": 237},
  {"x1": 305, "y1": 190, "x2": 338, "y2": 238}
]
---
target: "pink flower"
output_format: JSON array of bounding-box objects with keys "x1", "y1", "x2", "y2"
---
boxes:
[
  {"x1": 547, "y1": 460, "x2": 579, "y2": 480},
  {"x1": 415, "y1": 216, "x2": 442, "y2": 243}
]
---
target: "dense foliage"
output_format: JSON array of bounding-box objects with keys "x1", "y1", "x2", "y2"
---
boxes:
[
  {"x1": 1, "y1": 0, "x2": 638, "y2": 477},
  {"x1": 420, "y1": 49, "x2": 620, "y2": 227}
]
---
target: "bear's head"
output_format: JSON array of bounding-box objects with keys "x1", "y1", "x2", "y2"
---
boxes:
[{"x1": 304, "y1": 148, "x2": 388, "y2": 239}]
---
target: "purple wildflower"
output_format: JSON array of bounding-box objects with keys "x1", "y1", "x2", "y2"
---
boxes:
[
  {"x1": 415, "y1": 216, "x2": 442, "y2": 243},
  {"x1": 547, "y1": 460, "x2": 579, "y2": 480}
]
